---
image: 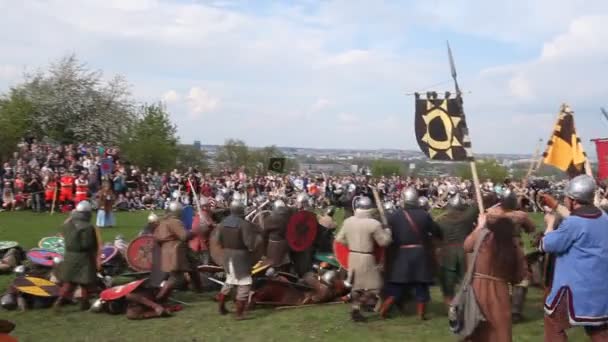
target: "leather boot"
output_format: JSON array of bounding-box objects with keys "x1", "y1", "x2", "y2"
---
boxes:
[
  {"x1": 351, "y1": 309, "x2": 367, "y2": 322},
  {"x1": 53, "y1": 297, "x2": 67, "y2": 313},
  {"x1": 416, "y1": 302, "x2": 428, "y2": 321},
  {"x1": 217, "y1": 293, "x2": 229, "y2": 315},
  {"x1": 188, "y1": 271, "x2": 204, "y2": 293},
  {"x1": 235, "y1": 300, "x2": 246, "y2": 320},
  {"x1": 511, "y1": 286, "x2": 528, "y2": 324},
  {"x1": 79, "y1": 298, "x2": 91, "y2": 311},
  {"x1": 379, "y1": 296, "x2": 395, "y2": 319},
  {"x1": 155, "y1": 282, "x2": 174, "y2": 303}
]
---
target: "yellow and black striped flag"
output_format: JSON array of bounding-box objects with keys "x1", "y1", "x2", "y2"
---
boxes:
[
  {"x1": 542, "y1": 104, "x2": 587, "y2": 177},
  {"x1": 415, "y1": 92, "x2": 473, "y2": 161}
]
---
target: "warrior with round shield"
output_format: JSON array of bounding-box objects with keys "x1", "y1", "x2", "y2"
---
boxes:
[
  {"x1": 335, "y1": 196, "x2": 392, "y2": 322},
  {"x1": 260, "y1": 199, "x2": 292, "y2": 269},
  {"x1": 215, "y1": 200, "x2": 262, "y2": 320},
  {"x1": 153, "y1": 202, "x2": 203, "y2": 301}
]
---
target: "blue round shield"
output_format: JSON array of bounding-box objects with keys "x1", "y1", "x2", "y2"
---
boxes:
[{"x1": 181, "y1": 205, "x2": 194, "y2": 231}]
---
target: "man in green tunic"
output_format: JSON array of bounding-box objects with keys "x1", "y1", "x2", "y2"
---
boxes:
[
  {"x1": 436, "y1": 194, "x2": 478, "y2": 307},
  {"x1": 53, "y1": 201, "x2": 99, "y2": 311}
]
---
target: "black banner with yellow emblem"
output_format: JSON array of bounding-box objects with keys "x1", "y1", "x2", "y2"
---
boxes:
[
  {"x1": 415, "y1": 93, "x2": 473, "y2": 161},
  {"x1": 268, "y1": 157, "x2": 286, "y2": 173}
]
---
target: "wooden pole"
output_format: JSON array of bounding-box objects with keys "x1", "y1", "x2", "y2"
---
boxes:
[
  {"x1": 469, "y1": 161, "x2": 485, "y2": 212},
  {"x1": 371, "y1": 187, "x2": 388, "y2": 227},
  {"x1": 523, "y1": 138, "x2": 543, "y2": 187}
]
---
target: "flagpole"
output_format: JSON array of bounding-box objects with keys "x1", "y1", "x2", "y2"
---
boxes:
[
  {"x1": 447, "y1": 41, "x2": 484, "y2": 212},
  {"x1": 523, "y1": 138, "x2": 543, "y2": 187}
]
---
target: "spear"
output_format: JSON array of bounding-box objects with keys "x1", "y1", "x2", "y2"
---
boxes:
[{"x1": 446, "y1": 41, "x2": 484, "y2": 212}]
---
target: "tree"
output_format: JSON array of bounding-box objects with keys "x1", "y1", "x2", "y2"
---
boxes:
[
  {"x1": 371, "y1": 159, "x2": 405, "y2": 177},
  {"x1": 0, "y1": 89, "x2": 35, "y2": 162},
  {"x1": 456, "y1": 159, "x2": 508, "y2": 182},
  {"x1": 215, "y1": 139, "x2": 250, "y2": 172},
  {"x1": 18, "y1": 54, "x2": 135, "y2": 144},
  {"x1": 119, "y1": 103, "x2": 178, "y2": 171},
  {"x1": 177, "y1": 145, "x2": 209, "y2": 171}
]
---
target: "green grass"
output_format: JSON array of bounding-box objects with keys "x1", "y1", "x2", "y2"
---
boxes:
[{"x1": 0, "y1": 210, "x2": 587, "y2": 341}]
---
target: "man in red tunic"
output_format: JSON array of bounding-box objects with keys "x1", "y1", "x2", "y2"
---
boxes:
[
  {"x1": 74, "y1": 173, "x2": 89, "y2": 203},
  {"x1": 59, "y1": 170, "x2": 75, "y2": 204}
]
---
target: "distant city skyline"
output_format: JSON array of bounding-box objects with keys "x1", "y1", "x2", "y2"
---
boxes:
[{"x1": 0, "y1": 1, "x2": 607, "y2": 157}]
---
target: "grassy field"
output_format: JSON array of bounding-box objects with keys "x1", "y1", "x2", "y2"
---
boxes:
[{"x1": 0, "y1": 210, "x2": 587, "y2": 342}]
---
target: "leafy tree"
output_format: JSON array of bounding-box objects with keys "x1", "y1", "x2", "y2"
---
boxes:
[
  {"x1": 18, "y1": 54, "x2": 134, "y2": 144},
  {"x1": 371, "y1": 159, "x2": 405, "y2": 177},
  {"x1": 177, "y1": 145, "x2": 209, "y2": 171},
  {"x1": 216, "y1": 139, "x2": 250, "y2": 172},
  {"x1": 0, "y1": 89, "x2": 34, "y2": 162},
  {"x1": 456, "y1": 159, "x2": 508, "y2": 182},
  {"x1": 119, "y1": 103, "x2": 178, "y2": 171}
]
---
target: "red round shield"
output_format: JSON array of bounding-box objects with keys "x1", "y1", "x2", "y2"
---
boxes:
[
  {"x1": 333, "y1": 241, "x2": 384, "y2": 269},
  {"x1": 286, "y1": 210, "x2": 318, "y2": 252},
  {"x1": 126, "y1": 236, "x2": 155, "y2": 272},
  {"x1": 100, "y1": 279, "x2": 147, "y2": 301}
]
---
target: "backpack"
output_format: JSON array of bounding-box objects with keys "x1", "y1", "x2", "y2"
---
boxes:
[{"x1": 448, "y1": 228, "x2": 489, "y2": 339}]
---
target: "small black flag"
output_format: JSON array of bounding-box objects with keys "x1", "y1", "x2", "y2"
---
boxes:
[
  {"x1": 415, "y1": 93, "x2": 473, "y2": 161},
  {"x1": 268, "y1": 157, "x2": 286, "y2": 173}
]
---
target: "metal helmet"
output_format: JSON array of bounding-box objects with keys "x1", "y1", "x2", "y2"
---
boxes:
[
  {"x1": 321, "y1": 270, "x2": 338, "y2": 286},
  {"x1": 254, "y1": 195, "x2": 266, "y2": 206},
  {"x1": 75, "y1": 200, "x2": 92, "y2": 213},
  {"x1": 168, "y1": 201, "x2": 183, "y2": 216},
  {"x1": 565, "y1": 174, "x2": 596, "y2": 204},
  {"x1": 171, "y1": 190, "x2": 180, "y2": 200},
  {"x1": 232, "y1": 192, "x2": 243, "y2": 202},
  {"x1": 90, "y1": 298, "x2": 105, "y2": 313},
  {"x1": 401, "y1": 187, "x2": 419, "y2": 207},
  {"x1": 296, "y1": 193, "x2": 310, "y2": 209},
  {"x1": 383, "y1": 201, "x2": 395, "y2": 212},
  {"x1": 418, "y1": 196, "x2": 430, "y2": 210},
  {"x1": 500, "y1": 188, "x2": 518, "y2": 210},
  {"x1": 147, "y1": 212, "x2": 159, "y2": 223},
  {"x1": 447, "y1": 193, "x2": 466, "y2": 210},
  {"x1": 229, "y1": 200, "x2": 245, "y2": 216},
  {"x1": 0, "y1": 293, "x2": 16, "y2": 310},
  {"x1": 325, "y1": 206, "x2": 336, "y2": 217},
  {"x1": 348, "y1": 183, "x2": 357, "y2": 193},
  {"x1": 13, "y1": 265, "x2": 26, "y2": 277},
  {"x1": 272, "y1": 199, "x2": 286, "y2": 211},
  {"x1": 356, "y1": 196, "x2": 373, "y2": 210}
]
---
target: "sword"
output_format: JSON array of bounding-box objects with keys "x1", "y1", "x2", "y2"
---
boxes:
[{"x1": 207, "y1": 276, "x2": 226, "y2": 287}]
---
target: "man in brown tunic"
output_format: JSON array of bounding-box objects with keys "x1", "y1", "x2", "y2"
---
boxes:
[
  {"x1": 153, "y1": 201, "x2": 202, "y2": 301},
  {"x1": 486, "y1": 188, "x2": 536, "y2": 323},
  {"x1": 335, "y1": 196, "x2": 392, "y2": 322},
  {"x1": 464, "y1": 214, "x2": 527, "y2": 342}
]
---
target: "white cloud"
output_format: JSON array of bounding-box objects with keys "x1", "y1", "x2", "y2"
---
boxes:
[
  {"x1": 161, "y1": 90, "x2": 180, "y2": 104},
  {"x1": 186, "y1": 87, "x2": 219, "y2": 117},
  {"x1": 311, "y1": 98, "x2": 331, "y2": 112}
]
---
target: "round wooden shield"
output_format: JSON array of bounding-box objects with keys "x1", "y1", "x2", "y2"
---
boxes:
[
  {"x1": 0, "y1": 241, "x2": 18, "y2": 251},
  {"x1": 100, "y1": 279, "x2": 147, "y2": 301},
  {"x1": 27, "y1": 248, "x2": 62, "y2": 267},
  {"x1": 100, "y1": 245, "x2": 119, "y2": 265},
  {"x1": 38, "y1": 237, "x2": 65, "y2": 254},
  {"x1": 13, "y1": 276, "x2": 59, "y2": 297},
  {"x1": 286, "y1": 210, "x2": 318, "y2": 252},
  {"x1": 209, "y1": 228, "x2": 224, "y2": 267},
  {"x1": 126, "y1": 235, "x2": 154, "y2": 272},
  {"x1": 332, "y1": 241, "x2": 384, "y2": 269}
]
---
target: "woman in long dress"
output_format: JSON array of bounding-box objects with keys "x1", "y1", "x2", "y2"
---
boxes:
[
  {"x1": 464, "y1": 214, "x2": 527, "y2": 342},
  {"x1": 96, "y1": 181, "x2": 116, "y2": 228}
]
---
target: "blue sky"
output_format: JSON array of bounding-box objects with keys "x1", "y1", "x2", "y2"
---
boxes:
[{"x1": 0, "y1": 0, "x2": 607, "y2": 156}]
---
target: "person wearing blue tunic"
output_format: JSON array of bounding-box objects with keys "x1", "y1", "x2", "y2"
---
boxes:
[{"x1": 541, "y1": 175, "x2": 608, "y2": 341}]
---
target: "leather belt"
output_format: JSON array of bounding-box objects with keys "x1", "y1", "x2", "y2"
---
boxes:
[
  {"x1": 400, "y1": 244, "x2": 422, "y2": 249},
  {"x1": 349, "y1": 250, "x2": 373, "y2": 255},
  {"x1": 473, "y1": 272, "x2": 506, "y2": 282}
]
